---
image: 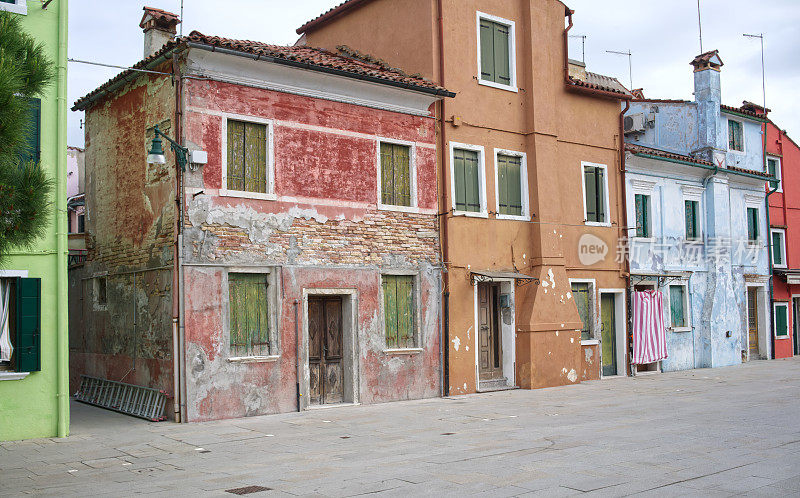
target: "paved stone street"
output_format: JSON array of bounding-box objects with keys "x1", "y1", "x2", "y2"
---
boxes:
[{"x1": 2, "y1": 359, "x2": 800, "y2": 497}]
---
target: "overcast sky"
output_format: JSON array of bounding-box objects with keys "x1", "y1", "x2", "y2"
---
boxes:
[{"x1": 67, "y1": 0, "x2": 800, "y2": 148}]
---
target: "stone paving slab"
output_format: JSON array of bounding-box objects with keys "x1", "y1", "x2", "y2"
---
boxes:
[{"x1": 2, "y1": 359, "x2": 800, "y2": 496}]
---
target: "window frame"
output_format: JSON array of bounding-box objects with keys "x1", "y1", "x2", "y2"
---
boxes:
[
  {"x1": 493, "y1": 148, "x2": 529, "y2": 221},
  {"x1": 0, "y1": 271, "x2": 27, "y2": 379},
  {"x1": 380, "y1": 271, "x2": 422, "y2": 354},
  {"x1": 767, "y1": 155, "x2": 782, "y2": 192},
  {"x1": 0, "y1": 0, "x2": 26, "y2": 15},
  {"x1": 220, "y1": 113, "x2": 276, "y2": 201},
  {"x1": 633, "y1": 193, "x2": 651, "y2": 238},
  {"x1": 773, "y1": 302, "x2": 790, "y2": 339},
  {"x1": 449, "y1": 142, "x2": 488, "y2": 218},
  {"x1": 747, "y1": 206, "x2": 760, "y2": 245},
  {"x1": 569, "y1": 278, "x2": 597, "y2": 344},
  {"x1": 727, "y1": 118, "x2": 745, "y2": 154},
  {"x1": 681, "y1": 184, "x2": 704, "y2": 242},
  {"x1": 376, "y1": 137, "x2": 418, "y2": 213},
  {"x1": 667, "y1": 281, "x2": 692, "y2": 332},
  {"x1": 225, "y1": 268, "x2": 279, "y2": 362},
  {"x1": 771, "y1": 228, "x2": 787, "y2": 269},
  {"x1": 581, "y1": 161, "x2": 611, "y2": 227},
  {"x1": 475, "y1": 11, "x2": 518, "y2": 93}
]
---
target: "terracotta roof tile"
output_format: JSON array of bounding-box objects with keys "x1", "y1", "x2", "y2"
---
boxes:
[
  {"x1": 625, "y1": 143, "x2": 713, "y2": 166},
  {"x1": 567, "y1": 75, "x2": 631, "y2": 98},
  {"x1": 584, "y1": 71, "x2": 632, "y2": 96},
  {"x1": 720, "y1": 103, "x2": 765, "y2": 119},
  {"x1": 73, "y1": 31, "x2": 452, "y2": 111}
]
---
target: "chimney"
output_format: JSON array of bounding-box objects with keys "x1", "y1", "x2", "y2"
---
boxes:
[
  {"x1": 139, "y1": 6, "x2": 180, "y2": 59},
  {"x1": 690, "y1": 50, "x2": 724, "y2": 157}
]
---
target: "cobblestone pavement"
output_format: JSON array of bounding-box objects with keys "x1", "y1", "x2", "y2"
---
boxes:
[{"x1": 2, "y1": 358, "x2": 800, "y2": 497}]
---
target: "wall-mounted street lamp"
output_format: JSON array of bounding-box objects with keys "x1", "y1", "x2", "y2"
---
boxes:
[{"x1": 147, "y1": 124, "x2": 188, "y2": 171}]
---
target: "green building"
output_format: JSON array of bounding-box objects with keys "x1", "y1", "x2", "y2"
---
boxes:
[{"x1": 0, "y1": 0, "x2": 69, "y2": 441}]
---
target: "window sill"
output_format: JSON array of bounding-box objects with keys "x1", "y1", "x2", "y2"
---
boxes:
[
  {"x1": 477, "y1": 79, "x2": 518, "y2": 93},
  {"x1": 632, "y1": 237, "x2": 655, "y2": 242},
  {"x1": 220, "y1": 189, "x2": 277, "y2": 201},
  {"x1": 383, "y1": 348, "x2": 423, "y2": 355},
  {"x1": 453, "y1": 210, "x2": 489, "y2": 218},
  {"x1": 775, "y1": 335, "x2": 791, "y2": 340},
  {"x1": 495, "y1": 214, "x2": 530, "y2": 222},
  {"x1": 580, "y1": 339, "x2": 599, "y2": 346},
  {"x1": 227, "y1": 355, "x2": 280, "y2": 363},
  {"x1": 377, "y1": 203, "x2": 426, "y2": 214},
  {"x1": 671, "y1": 327, "x2": 692, "y2": 333},
  {"x1": 0, "y1": 371, "x2": 29, "y2": 381},
  {"x1": 584, "y1": 221, "x2": 612, "y2": 227},
  {"x1": 774, "y1": 264, "x2": 787, "y2": 269},
  {"x1": 0, "y1": 3, "x2": 26, "y2": 15}
]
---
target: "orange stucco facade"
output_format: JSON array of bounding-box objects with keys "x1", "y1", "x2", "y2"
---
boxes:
[{"x1": 302, "y1": 0, "x2": 629, "y2": 394}]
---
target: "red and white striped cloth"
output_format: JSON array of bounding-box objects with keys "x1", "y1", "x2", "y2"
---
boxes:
[{"x1": 632, "y1": 290, "x2": 668, "y2": 364}]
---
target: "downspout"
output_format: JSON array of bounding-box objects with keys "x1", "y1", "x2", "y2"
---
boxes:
[
  {"x1": 56, "y1": 0, "x2": 69, "y2": 438},
  {"x1": 437, "y1": 0, "x2": 450, "y2": 397},
  {"x1": 764, "y1": 120, "x2": 777, "y2": 359},
  {"x1": 563, "y1": 9, "x2": 573, "y2": 83},
  {"x1": 294, "y1": 300, "x2": 301, "y2": 411},
  {"x1": 177, "y1": 52, "x2": 189, "y2": 422},
  {"x1": 618, "y1": 100, "x2": 631, "y2": 375},
  {"x1": 171, "y1": 49, "x2": 186, "y2": 423}
]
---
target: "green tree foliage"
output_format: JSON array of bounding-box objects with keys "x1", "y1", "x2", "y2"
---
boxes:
[{"x1": 0, "y1": 11, "x2": 55, "y2": 258}]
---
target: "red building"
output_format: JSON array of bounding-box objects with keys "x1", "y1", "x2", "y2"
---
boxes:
[
  {"x1": 746, "y1": 102, "x2": 800, "y2": 358},
  {"x1": 70, "y1": 8, "x2": 453, "y2": 421}
]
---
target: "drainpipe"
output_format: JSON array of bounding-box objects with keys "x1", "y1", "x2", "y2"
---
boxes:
[
  {"x1": 618, "y1": 100, "x2": 632, "y2": 375},
  {"x1": 437, "y1": 0, "x2": 450, "y2": 397},
  {"x1": 294, "y1": 300, "x2": 301, "y2": 411},
  {"x1": 56, "y1": 0, "x2": 69, "y2": 438},
  {"x1": 764, "y1": 119, "x2": 778, "y2": 360}
]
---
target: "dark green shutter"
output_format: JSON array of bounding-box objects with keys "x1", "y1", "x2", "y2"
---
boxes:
[
  {"x1": 493, "y1": 23, "x2": 510, "y2": 84},
  {"x1": 453, "y1": 149, "x2": 480, "y2": 212},
  {"x1": 775, "y1": 304, "x2": 788, "y2": 337},
  {"x1": 383, "y1": 277, "x2": 398, "y2": 348},
  {"x1": 380, "y1": 143, "x2": 394, "y2": 204},
  {"x1": 227, "y1": 120, "x2": 245, "y2": 190},
  {"x1": 479, "y1": 20, "x2": 495, "y2": 81},
  {"x1": 227, "y1": 120, "x2": 266, "y2": 193},
  {"x1": 20, "y1": 98, "x2": 41, "y2": 164},
  {"x1": 585, "y1": 166, "x2": 605, "y2": 222},
  {"x1": 772, "y1": 232, "x2": 783, "y2": 266},
  {"x1": 498, "y1": 154, "x2": 522, "y2": 216},
  {"x1": 383, "y1": 275, "x2": 414, "y2": 349},
  {"x1": 228, "y1": 273, "x2": 269, "y2": 357},
  {"x1": 15, "y1": 278, "x2": 41, "y2": 373},
  {"x1": 669, "y1": 285, "x2": 685, "y2": 328},
  {"x1": 571, "y1": 282, "x2": 590, "y2": 341},
  {"x1": 596, "y1": 168, "x2": 605, "y2": 222},
  {"x1": 380, "y1": 143, "x2": 411, "y2": 207},
  {"x1": 685, "y1": 200, "x2": 698, "y2": 240},
  {"x1": 635, "y1": 194, "x2": 649, "y2": 237},
  {"x1": 768, "y1": 158, "x2": 779, "y2": 190},
  {"x1": 747, "y1": 208, "x2": 758, "y2": 242}
]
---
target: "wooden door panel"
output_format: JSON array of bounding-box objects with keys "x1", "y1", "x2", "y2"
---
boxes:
[
  {"x1": 309, "y1": 362, "x2": 322, "y2": 405},
  {"x1": 325, "y1": 299, "x2": 343, "y2": 358},
  {"x1": 324, "y1": 362, "x2": 343, "y2": 404},
  {"x1": 748, "y1": 288, "x2": 758, "y2": 357},
  {"x1": 601, "y1": 293, "x2": 616, "y2": 376},
  {"x1": 308, "y1": 296, "x2": 345, "y2": 405},
  {"x1": 309, "y1": 299, "x2": 324, "y2": 360}
]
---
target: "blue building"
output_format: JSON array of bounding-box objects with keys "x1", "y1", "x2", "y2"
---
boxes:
[{"x1": 622, "y1": 51, "x2": 772, "y2": 374}]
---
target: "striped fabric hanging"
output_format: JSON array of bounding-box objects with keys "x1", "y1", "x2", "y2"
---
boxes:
[{"x1": 632, "y1": 290, "x2": 668, "y2": 364}]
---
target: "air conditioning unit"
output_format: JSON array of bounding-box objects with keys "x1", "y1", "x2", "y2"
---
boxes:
[{"x1": 624, "y1": 113, "x2": 646, "y2": 134}]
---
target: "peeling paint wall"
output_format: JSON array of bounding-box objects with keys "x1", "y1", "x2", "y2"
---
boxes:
[
  {"x1": 69, "y1": 69, "x2": 176, "y2": 399},
  {"x1": 181, "y1": 77, "x2": 441, "y2": 421}
]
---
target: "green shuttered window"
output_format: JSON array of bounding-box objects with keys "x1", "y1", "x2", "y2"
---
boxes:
[
  {"x1": 571, "y1": 282, "x2": 591, "y2": 341},
  {"x1": 479, "y1": 18, "x2": 511, "y2": 86},
  {"x1": 685, "y1": 200, "x2": 699, "y2": 240},
  {"x1": 383, "y1": 275, "x2": 415, "y2": 349},
  {"x1": 767, "y1": 157, "x2": 780, "y2": 190},
  {"x1": 453, "y1": 148, "x2": 481, "y2": 212},
  {"x1": 227, "y1": 119, "x2": 267, "y2": 193},
  {"x1": 14, "y1": 278, "x2": 42, "y2": 373},
  {"x1": 20, "y1": 98, "x2": 41, "y2": 164},
  {"x1": 728, "y1": 120, "x2": 743, "y2": 152},
  {"x1": 774, "y1": 304, "x2": 789, "y2": 337},
  {"x1": 747, "y1": 207, "x2": 759, "y2": 243},
  {"x1": 228, "y1": 273, "x2": 270, "y2": 357},
  {"x1": 669, "y1": 285, "x2": 687, "y2": 329},
  {"x1": 497, "y1": 154, "x2": 523, "y2": 216},
  {"x1": 584, "y1": 165, "x2": 606, "y2": 223},
  {"x1": 772, "y1": 230, "x2": 785, "y2": 267},
  {"x1": 635, "y1": 194, "x2": 650, "y2": 237},
  {"x1": 380, "y1": 142, "x2": 411, "y2": 206}
]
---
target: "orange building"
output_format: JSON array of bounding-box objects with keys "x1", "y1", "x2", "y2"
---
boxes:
[{"x1": 299, "y1": 0, "x2": 632, "y2": 393}]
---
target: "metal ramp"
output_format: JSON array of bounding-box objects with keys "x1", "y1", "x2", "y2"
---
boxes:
[{"x1": 74, "y1": 375, "x2": 168, "y2": 421}]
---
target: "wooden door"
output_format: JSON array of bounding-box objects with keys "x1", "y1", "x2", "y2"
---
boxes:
[
  {"x1": 478, "y1": 283, "x2": 503, "y2": 380},
  {"x1": 308, "y1": 297, "x2": 344, "y2": 405},
  {"x1": 601, "y1": 293, "x2": 617, "y2": 377},
  {"x1": 794, "y1": 298, "x2": 799, "y2": 356},
  {"x1": 747, "y1": 288, "x2": 759, "y2": 359}
]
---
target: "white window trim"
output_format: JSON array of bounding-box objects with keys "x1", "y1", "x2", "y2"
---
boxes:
[
  {"x1": 632, "y1": 192, "x2": 654, "y2": 240},
  {"x1": 727, "y1": 117, "x2": 746, "y2": 155},
  {"x1": 376, "y1": 137, "x2": 419, "y2": 213},
  {"x1": 746, "y1": 205, "x2": 761, "y2": 246},
  {"x1": 379, "y1": 271, "x2": 421, "y2": 353},
  {"x1": 774, "y1": 302, "x2": 790, "y2": 339},
  {"x1": 667, "y1": 281, "x2": 692, "y2": 332},
  {"x1": 225, "y1": 268, "x2": 279, "y2": 359},
  {"x1": 581, "y1": 161, "x2": 611, "y2": 227},
  {"x1": 630, "y1": 179, "x2": 657, "y2": 241},
  {"x1": 569, "y1": 278, "x2": 596, "y2": 343},
  {"x1": 493, "y1": 148, "x2": 529, "y2": 221},
  {"x1": 449, "y1": 142, "x2": 488, "y2": 218},
  {"x1": 475, "y1": 11, "x2": 518, "y2": 93},
  {"x1": 0, "y1": 0, "x2": 27, "y2": 15},
  {"x1": 767, "y1": 155, "x2": 782, "y2": 192},
  {"x1": 682, "y1": 195, "x2": 703, "y2": 241},
  {"x1": 771, "y1": 228, "x2": 787, "y2": 268},
  {"x1": 220, "y1": 113, "x2": 276, "y2": 201}
]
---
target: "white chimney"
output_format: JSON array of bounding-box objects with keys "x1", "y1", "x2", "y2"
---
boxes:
[{"x1": 139, "y1": 6, "x2": 180, "y2": 59}]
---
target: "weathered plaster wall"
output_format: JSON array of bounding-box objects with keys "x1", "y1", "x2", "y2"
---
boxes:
[
  {"x1": 626, "y1": 101, "x2": 699, "y2": 155},
  {"x1": 180, "y1": 78, "x2": 441, "y2": 421},
  {"x1": 69, "y1": 70, "x2": 176, "y2": 397}
]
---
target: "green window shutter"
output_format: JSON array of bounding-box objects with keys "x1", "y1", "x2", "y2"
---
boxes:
[
  {"x1": 493, "y1": 22, "x2": 510, "y2": 85},
  {"x1": 228, "y1": 273, "x2": 269, "y2": 357},
  {"x1": 772, "y1": 232, "x2": 783, "y2": 265},
  {"x1": 380, "y1": 143, "x2": 395, "y2": 205},
  {"x1": 396, "y1": 276, "x2": 414, "y2": 348},
  {"x1": 20, "y1": 98, "x2": 41, "y2": 164},
  {"x1": 595, "y1": 167, "x2": 605, "y2": 222},
  {"x1": 768, "y1": 159, "x2": 779, "y2": 190},
  {"x1": 775, "y1": 305, "x2": 788, "y2": 337},
  {"x1": 685, "y1": 200, "x2": 698, "y2": 240},
  {"x1": 635, "y1": 194, "x2": 649, "y2": 237},
  {"x1": 227, "y1": 120, "x2": 267, "y2": 193},
  {"x1": 393, "y1": 144, "x2": 411, "y2": 207},
  {"x1": 498, "y1": 154, "x2": 522, "y2": 216},
  {"x1": 15, "y1": 278, "x2": 41, "y2": 373},
  {"x1": 584, "y1": 166, "x2": 597, "y2": 222},
  {"x1": 669, "y1": 285, "x2": 686, "y2": 328},
  {"x1": 453, "y1": 149, "x2": 466, "y2": 211},
  {"x1": 747, "y1": 208, "x2": 759, "y2": 242},
  {"x1": 571, "y1": 282, "x2": 591, "y2": 341},
  {"x1": 479, "y1": 20, "x2": 495, "y2": 82},
  {"x1": 383, "y1": 276, "x2": 398, "y2": 348},
  {"x1": 497, "y1": 155, "x2": 508, "y2": 214},
  {"x1": 729, "y1": 120, "x2": 742, "y2": 151},
  {"x1": 227, "y1": 120, "x2": 245, "y2": 191},
  {"x1": 454, "y1": 149, "x2": 480, "y2": 212}
]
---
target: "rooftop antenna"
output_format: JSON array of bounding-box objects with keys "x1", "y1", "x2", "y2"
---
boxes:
[
  {"x1": 606, "y1": 49, "x2": 632, "y2": 90},
  {"x1": 697, "y1": 0, "x2": 703, "y2": 53},
  {"x1": 743, "y1": 33, "x2": 766, "y2": 115},
  {"x1": 569, "y1": 34, "x2": 587, "y2": 63}
]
